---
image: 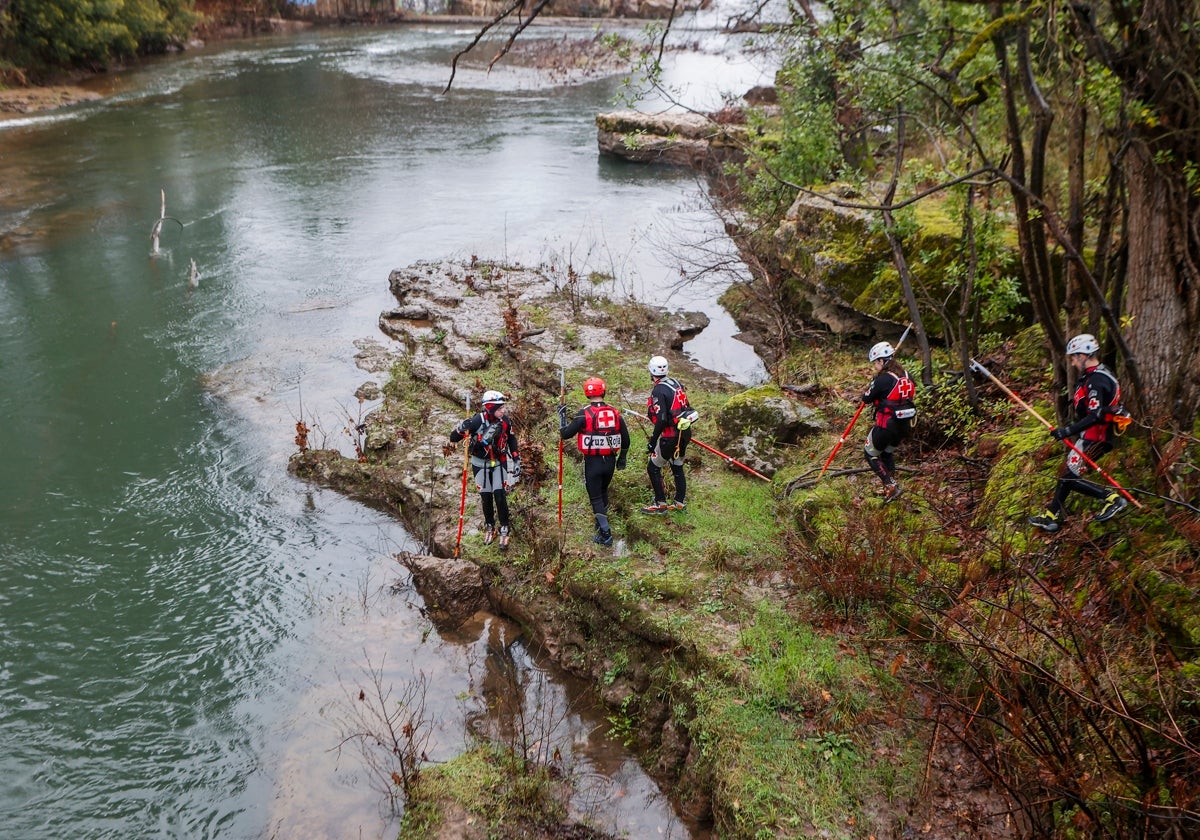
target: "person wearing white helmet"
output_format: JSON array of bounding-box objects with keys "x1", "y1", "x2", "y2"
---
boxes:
[
  {"x1": 861, "y1": 340, "x2": 916, "y2": 503},
  {"x1": 559, "y1": 376, "x2": 631, "y2": 546},
  {"x1": 642, "y1": 354, "x2": 695, "y2": 514},
  {"x1": 450, "y1": 389, "x2": 521, "y2": 550},
  {"x1": 1029, "y1": 334, "x2": 1129, "y2": 532}
]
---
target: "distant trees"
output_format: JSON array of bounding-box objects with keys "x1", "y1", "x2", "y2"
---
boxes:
[{"x1": 0, "y1": 0, "x2": 196, "y2": 77}]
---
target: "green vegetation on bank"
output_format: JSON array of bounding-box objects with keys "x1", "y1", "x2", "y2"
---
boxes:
[
  {"x1": 0, "y1": 0, "x2": 199, "y2": 82},
  {"x1": 330, "y1": 287, "x2": 1198, "y2": 838}
]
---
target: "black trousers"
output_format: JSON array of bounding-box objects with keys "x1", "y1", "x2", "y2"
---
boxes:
[{"x1": 584, "y1": 454, "x2": 617, "y2": 516}]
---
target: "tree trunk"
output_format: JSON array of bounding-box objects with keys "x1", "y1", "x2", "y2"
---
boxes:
[{"x1": 1123, "y1": 144, "x2": 1200, "y2": 427}]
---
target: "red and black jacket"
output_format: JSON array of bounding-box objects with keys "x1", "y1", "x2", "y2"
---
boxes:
[
  {"x1": 561, "y1": 401, "x2": 630, "y2": 456},
  {"x1": 450, "y1": 410, "x2": 519, "y2": 463},
  {"x1": 862, "y1": 369, "x2": 916, "y2": 428},
  {"x1": 1062, "y1": 364, "x2": 1122, "y2": 444},
  {"x1": 647, "y1": 377, "x2": 690, "y2": 441}
]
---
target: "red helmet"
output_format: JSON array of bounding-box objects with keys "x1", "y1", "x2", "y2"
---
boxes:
[{"x1": 583, "y1": 377, "x2": 606, "y2": 398}]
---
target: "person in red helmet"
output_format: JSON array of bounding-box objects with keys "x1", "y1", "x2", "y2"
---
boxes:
[
  {"x1": 450, "y1": 389, "x2": 520, "y2": 550},
  {"x1": 1028, "y1": 333, "x2": 1130, "y2": 533},
  {"x1": 559, "y1": 376, "x2": 630, "y2": 546}
]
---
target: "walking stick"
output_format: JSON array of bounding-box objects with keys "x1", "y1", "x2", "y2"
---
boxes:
[
  {"x1": 817, "y1": 323, "x2": 913, "y2": 480},
  {"x1": 620, "y1": 405, "x2": 771, "y2": 482},
  {"x1": 818, "y1": 402, "x2": 865, "y2": 480},
  {"x1": 969, "y1": 358, "x2": 1142, "y2": 509},
  {"x1": 557, "y1": 368, "x2": 565, "y2": 527},
  {"x1": 454, "y1": 394, "x2": 472, "y2": 557},
  {"x1": 690, "y1": 438, "x2": 772, "y2": 482}
]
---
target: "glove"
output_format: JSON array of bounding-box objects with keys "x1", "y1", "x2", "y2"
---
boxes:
[
  {"x1": 557, "y1": 405, "x2": 568, "y2": 429},
  {"x1": 616, "y1": 455, "x2": 627, "y2": 471},
  {"x1": 1050, "y1": 427, "x2": 1068, "y2": 441},
  {"x1": 646, "y1": 440, "x2": 657, "y2": 455}
]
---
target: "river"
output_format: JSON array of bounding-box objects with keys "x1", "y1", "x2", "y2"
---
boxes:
[{"x1": 0, "y1": 19, "x2": 770, "y2": 840}]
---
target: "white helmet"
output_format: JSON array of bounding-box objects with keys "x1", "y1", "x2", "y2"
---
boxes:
[
  {"x1": 481, "y1": 389, "x2": 506, "y2": 406},
  {"x1": 1066, "y1": 333, "x2": 1099, "y2": 356},
  {"x1": 868, "y1": 341, "x2": 894, "y2": 363},
  {"x1": 648, "y1": 355, "x2": 669, "y2": 377}
]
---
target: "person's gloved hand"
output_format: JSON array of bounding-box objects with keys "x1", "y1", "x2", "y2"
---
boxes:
[
  {"x1": 557, "y1": 405, "x2": 568, "y2": 428},
  {"x1": 616, "y1": 455, "x2": 627, "y2": 471},
  {"x1": 646, "y1": 440, "x2": 657, "y2": 455},
  {"x1": 1050, "y1": 427, "x2": 1068, "y2": 440}
]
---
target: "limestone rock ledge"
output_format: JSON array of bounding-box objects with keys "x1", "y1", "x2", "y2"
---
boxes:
[{"x1": 596, "y1": 110, "x2": 750, "y2": 171}]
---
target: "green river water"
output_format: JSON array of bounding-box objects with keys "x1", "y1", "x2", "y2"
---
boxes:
[{"x1": 0, "y1": 22, "x2": 768, "y2": 839}]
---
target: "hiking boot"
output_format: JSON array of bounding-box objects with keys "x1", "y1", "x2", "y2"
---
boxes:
[
  {"x1": 593, "y1": 529, "x2": 614, "y2": 547},
  {"x1": 483, "y1": 524, "x2": 496, "y2": 545},
  {"x1": 667, "y1": 500, "x2": 687, "y2": 512},
  {"x1": 1028, "y1": 510, "x2": 1062, "y2": 533},
  {"x1": 498, "y1": 526, "x2": 511, "y2": 551},
  {"x1": 641, "y1": 501, "x2": 669, "y2": 514},
  {"x1": 1094, "y1": 493, "x2": 1129, "y2": 523},
  {"x1": 881, "y1": 483, "x2": 903, "y2": 504}
]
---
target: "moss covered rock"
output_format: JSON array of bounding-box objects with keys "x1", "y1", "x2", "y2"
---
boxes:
[{"x1": 711, "y1": 384, "x2": 826, "y2": 478}]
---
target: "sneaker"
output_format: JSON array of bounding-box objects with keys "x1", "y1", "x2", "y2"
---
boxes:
[
  {"x1": 1028, "y1": 511, "x2": 1062, "y2": 533},
  {"x1": 641, "y1": 501, "x2": 669, "y2": 514},
  {"x1": 667, "y1": 500, "x2": 687, "y2": 512},
  {"x1": 593, "y1": 529, "x2": 613, "y2": 546},
  {"x1": 1094, "y1": 494, "x2": 1129, "y2": 523},
  {"x1": 498, "y1": 526, "x2": 511, "y2": 551},
  {"x1": 483, "y1": 525, "x2": 496, "y2": 545},
  {"x1": 881, "y1": 483, "x2": 903, "y2": 504}
]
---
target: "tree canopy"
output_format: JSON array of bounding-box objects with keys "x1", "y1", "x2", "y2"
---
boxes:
[
  {"x1": 0, "y1": 0, "x2": 195, "y2": 77},
  {"x1": 743, "y1": 0, "x2": 1200, "y2": 438}
]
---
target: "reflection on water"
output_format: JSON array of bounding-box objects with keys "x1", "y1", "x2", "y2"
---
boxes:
[{"x1": 0, "y1": 19, "x2": 768, "y2": 840}]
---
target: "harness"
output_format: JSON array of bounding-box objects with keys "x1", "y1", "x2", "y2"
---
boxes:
[
  {"x1": 578, "y1": 403, "x2": 622, "y2": 456},
  {"x1": 472, "y1": 412, "x2": 510, "y2": 463},
  {"x1": 873, "y1": 372, "x2": 916, "y2": 427},
  {"x1": 647, "y1": 377, "x2": 691, "y2": 439},
  {"x1": 1075, "y1": 365, "x2": 1126, "y2": 441}
]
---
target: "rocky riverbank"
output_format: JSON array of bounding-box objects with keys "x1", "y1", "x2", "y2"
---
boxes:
[
  {"x1": 0, "y1": 84, "x2": 102, "y2": 114},
  {"x1": 288, "y1": 258, "x2": 1014, "y2": 838}
]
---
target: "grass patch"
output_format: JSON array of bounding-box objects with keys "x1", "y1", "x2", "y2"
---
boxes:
[{"x1": 398, "y1": 741, "x2": 566, "y2": 839}]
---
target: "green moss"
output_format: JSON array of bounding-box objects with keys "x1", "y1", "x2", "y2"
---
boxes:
[
  {"x1": 684, "y1": 605, "x2": 911, "y2": 837},
  {"x1": 398, "y1": 742, "x2": 566, "y2": 839}
]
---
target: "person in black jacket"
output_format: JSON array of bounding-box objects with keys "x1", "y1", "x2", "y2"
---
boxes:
[
  {"x1": 1029, "y1": 334, "x2": 1129, "y2": 532},
  {"x1": 559, "y1": 376, "x2": 630, "y2": 546},
  {"x1": 641, "y1": 355, "x2": 696, "y2": 514},
  {"x1": 862, "y1": 340, "x2": 916, "y2": 503},
  {"x1": 450, "y1": 389, "x2": 520, "y2": 550}
]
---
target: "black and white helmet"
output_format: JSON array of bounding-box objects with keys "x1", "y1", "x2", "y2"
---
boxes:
[
  {"x1": 481, "y1": 390, "x2": 506, "y2": 407},
  {"x1": 648, "y1": 355, "x2": 669, "y2": 377},
  {"x1": 1065, "y1": 333, "x2": 1100, "y2": 356},
  {"x1": 868, "y1": 341, "x2": 894, "y2": 363}
]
